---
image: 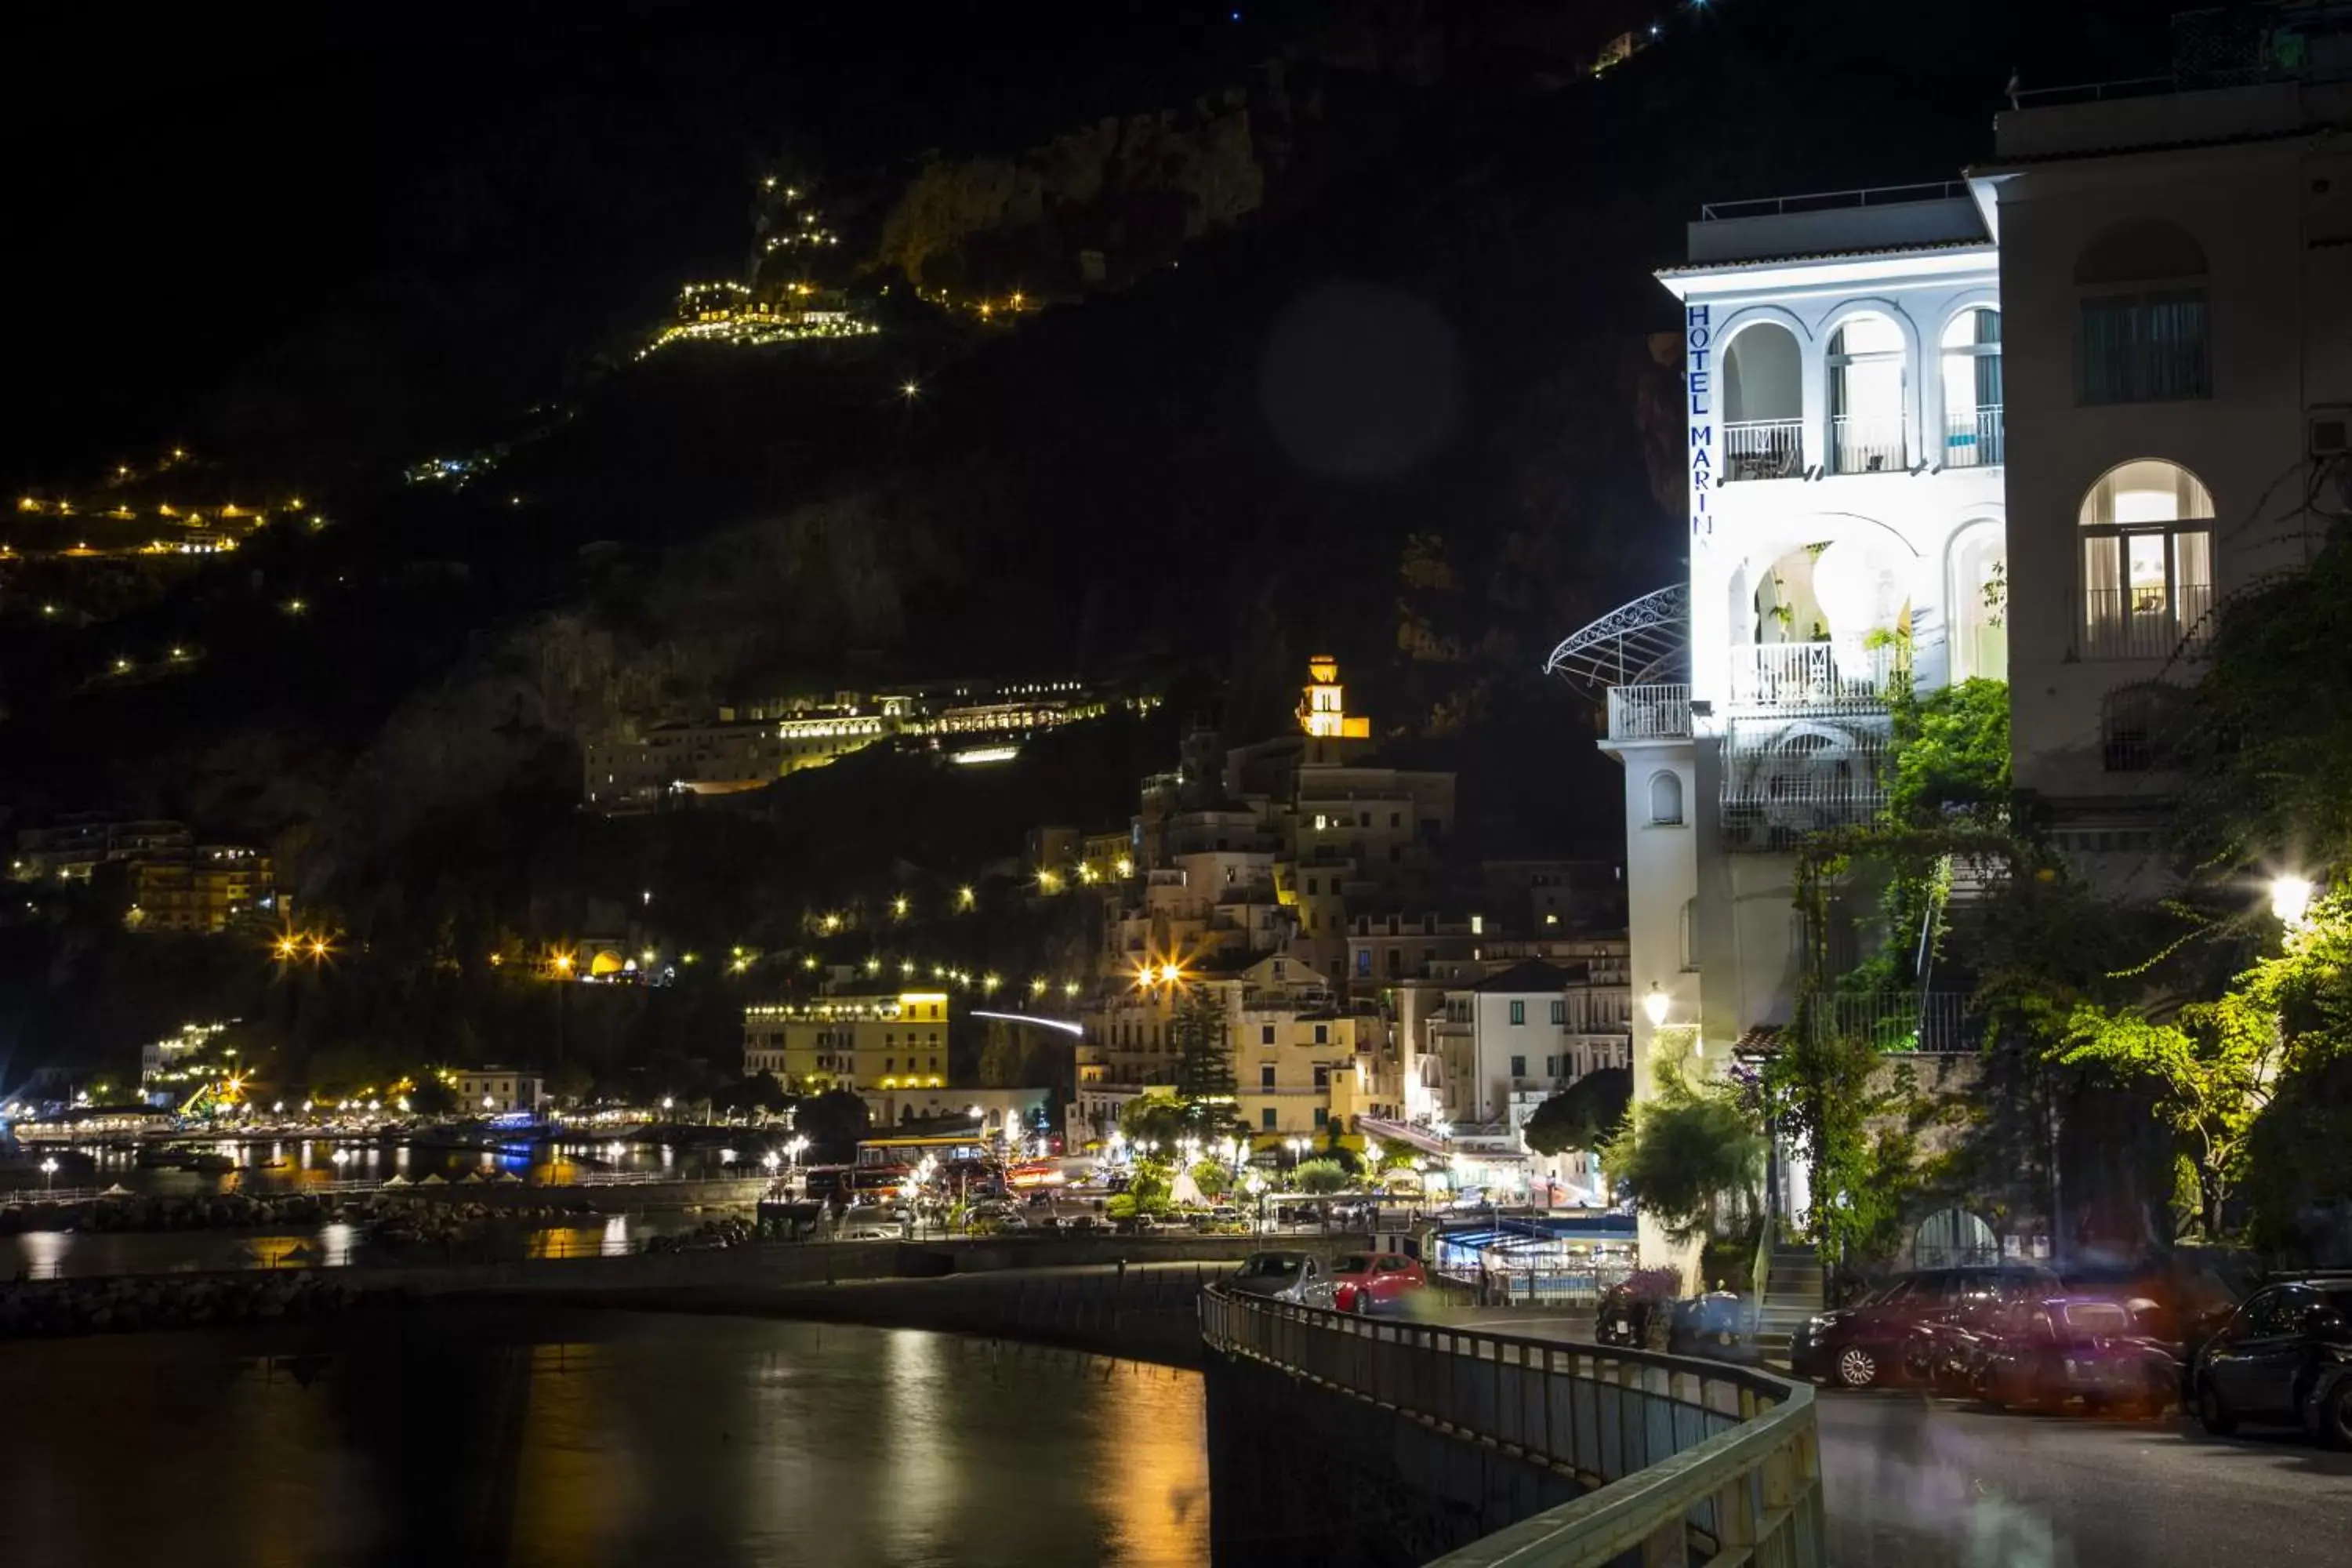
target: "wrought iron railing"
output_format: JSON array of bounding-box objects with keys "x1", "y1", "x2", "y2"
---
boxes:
[
  {"x1": 1719, "y1": 717, "x2": 1891, "y2": 849},
  {"x1": 1942, "y1": 405, "x2": 2004, "y2": 467},
  {"x1": 1724, "y1": 419, "x2": 1804, "y2": 482},
  {"x1": 1606, "y1": 683, "x2": 1692, "y2": 741},
  {"x1": 1728, "y1": 642, "x2": 1903, "y2": 713},
  {"x1": 2080, "y1": 584, "x2": 2213, "y2": 661},
  {"x1": 1830, "y1": 414, "x2": 1907, "y2": 474},
  {"x1": 1804, "y1": 991, "x2": 1981, "y2": 1054},
  {"x1": 1200, "y1": 1284, "x2": 1827, "y2": 1566}
]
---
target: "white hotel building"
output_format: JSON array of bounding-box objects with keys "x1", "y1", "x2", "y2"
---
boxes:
[{"x1": 1555, "y1": 53, "x2": 2348, "y2": 1271}]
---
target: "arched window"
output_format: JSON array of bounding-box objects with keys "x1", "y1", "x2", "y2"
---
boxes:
[
  {"x1": 1940, "y1": 309, "x2": 2002, "y2": 466},
  {"x1": 2101, "y1": 681, "x2": 2195, "y2": 772},
  {"x1": 1648, "y1": 770, "x2": 1685, "y2": 826},
  {"x1": 1722, "y1": 322, "x2": 1803, "y2": 481},
  {"x1": 2074, "y1": 220, "x2": 2209, "y2": 404},
  {"x1": 1947, "y1": 521, "x2": 2008, "y2": 682},
  {"x1": 2079, "y1": 459, "x2": 2215, "y2": 659},
  {"x1": 1827, "y1": 312, "x2": 1907, "y2": 474}
]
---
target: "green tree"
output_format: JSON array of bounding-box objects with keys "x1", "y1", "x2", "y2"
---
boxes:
[
  {"x1": 2054, "y1": 891, "x2": 2352, "y2": 1238},
  {"x1": 1126, "y1": 1160, "x2": 1173, "y2": 1216},
  {"x1": 1171, "y1": 991, "x2": 1236, "y2": 1104},
  {"x1": 793, "y1": 1087, "x2": 871, "y2": 1163},
  {"x1": 1602, "y1": 1058, "x2": 1765, "y2": 1244},
  {"x1": 1118, "y1": 1091, "x2": 1190, "y2": 1151},
  {"x1": 407, "y1": 1073, "x2": 458, "y2": 1116},
  {"x1": 1520, "y1": 1067, "x2": 1632, "y2": 1156},
  {"x1": 1188, "y1": 1160, "x2": 1234, "y2": 1201},
  {"x1": 1290, "y1": 1157, "x2": 1353, "y2": 1195}
]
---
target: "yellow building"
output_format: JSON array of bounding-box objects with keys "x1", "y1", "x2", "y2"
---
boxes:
[
  {"x1": 1298, "y1": 656, "x2": 1370, "y2": 739},
  {"x1": 1236, "y1": 1004, "x2": 1366, "y2": 1138},
  {"x1": 741, "y1": 990, "x2": 951, "y2": 1091}
]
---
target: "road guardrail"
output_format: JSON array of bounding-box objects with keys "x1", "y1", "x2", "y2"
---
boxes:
[{"x1": 1199, "y1": 1283, "x2": 1825, "y2": 1566}]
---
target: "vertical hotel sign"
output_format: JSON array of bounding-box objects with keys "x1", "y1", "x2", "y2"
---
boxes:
[{"x1": 1686, "y1": 303, "x2": 1713, "y2": 539}]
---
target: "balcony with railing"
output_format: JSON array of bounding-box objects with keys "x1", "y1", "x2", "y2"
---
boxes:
[
  {"x1": 1830, "y1": 414, "x2": 1907, "y2": 474},
  {"x1": 1805, "y1": 990, "x2": 1982, "y2": 1054},
  {"x1": 1725, "y1": 419, "x2": 1804, "y2": 482},
  {"x1": 1727, "y1": 641, "x2": 1904, "y2": 714},
  {"x1": 2081, "y1": 584, "x2": 2212, "y2": 660},
  {"x1": 1942, "y1": 405, "x2": 2004, "y2": 467},
  {"x1": 1606, "y1": 682, "x2": 1692, "y2": 741}
]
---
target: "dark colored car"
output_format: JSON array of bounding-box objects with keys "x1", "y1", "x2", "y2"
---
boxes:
[
  {"x1": 2191, "y1": 1276, "x2": 2352, "y2": 1446},
  {"x1": 1971, "y1": 1296, "x2": 2180, "y2": 1415},
  {"x1": 1790, "y1": 1266, "x2": 2060, "y2": 1388}
]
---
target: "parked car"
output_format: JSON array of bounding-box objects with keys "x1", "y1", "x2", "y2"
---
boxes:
[
  {"x1": 838, "y1": 1225, "x2": 898, "y2": 1242},
  {"x1": 1969, "y1": 1295, "x2": 2180, "y2": 1415},
  {"x1": 1229, "y1": 1250, "x2": 1336, "y2": 1307},
  {"x1": 2191, "y1": 1274, "x2": 2352, "y2": 1446},
  {"x1": 1330, "y1": 1252, "x2": 1427, "y2": 1315},
  {"x1": 1790, "y1": 1266, "x2": 2060, "y2": 1388}
]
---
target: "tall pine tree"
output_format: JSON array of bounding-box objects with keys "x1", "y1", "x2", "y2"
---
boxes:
[{"x1": 1171, "y1": 989, "x2": 1236, "y2": 1105}]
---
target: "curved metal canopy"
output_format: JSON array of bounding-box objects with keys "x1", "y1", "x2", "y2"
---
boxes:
[{"x1": 1541, "y1": 584, "x2": 1690, "y2": 696}]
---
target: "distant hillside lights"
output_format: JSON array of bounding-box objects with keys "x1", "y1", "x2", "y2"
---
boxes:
[{"x1": 638, "y1": 278, "x2": 877, "y2": 359}]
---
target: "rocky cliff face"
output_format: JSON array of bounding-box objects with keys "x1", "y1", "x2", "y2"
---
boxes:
[{"x1": 869, "y1": 74, "x2": 1299, "y2": 300}]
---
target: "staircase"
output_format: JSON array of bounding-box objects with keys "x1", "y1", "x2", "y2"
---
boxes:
[{"x1": 1753, "y1": 1243, "x2": 1826, "y2": 1364}]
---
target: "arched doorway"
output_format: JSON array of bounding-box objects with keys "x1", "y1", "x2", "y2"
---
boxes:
[
  {"x1": 1723, "y1": 321, "x2": 1803, "y2": 481},
  {"x1": 1828, "y1": 312, "x2": 1907, "y2": 474},
  {"x1": 1947, "y1": 520, "x2": 2008, "y2": 682},
  {"x1": 1912, "y1": 1207, "x2": 1999, "y2": 1269}
]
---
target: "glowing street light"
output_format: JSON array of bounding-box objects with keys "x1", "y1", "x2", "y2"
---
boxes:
[
  {"x1": 1643, "y1": 984, "x2": 1672, "y2": 1029},
  {"x1": 956, "y1": 886, "x2": 976, "y2": 910},
  {"x1": 2271, "y1": 874, "x2": 2317, "y2": 931},
  {"x1": 40, "y1": 1156, "x2": 58, "y2": 1192}
]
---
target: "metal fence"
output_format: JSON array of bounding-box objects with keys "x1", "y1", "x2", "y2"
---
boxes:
[
  {"x1": 1200, "y1": 1285, "x2": 1825, "y2": 1566},
  {"x1": 1606, "y1": 683, "x2": 1692, "y2": 742}
]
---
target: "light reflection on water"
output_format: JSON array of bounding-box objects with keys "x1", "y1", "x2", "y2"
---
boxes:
[
  {"x1": 0, "y1": 1310, "x2": 1210, "y2": 1568},
  {"x1": 7, "y1": 1210, "x2": 704, "y2": 1278}
]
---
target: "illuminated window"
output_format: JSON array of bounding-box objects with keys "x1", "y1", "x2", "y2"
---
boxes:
[
  {"x1": 2079, "y1": 460, "x2": 2215, "y2": 660},
  {"x1": 1827, "y1": 312, "x2": 1907, "y2": 474}
]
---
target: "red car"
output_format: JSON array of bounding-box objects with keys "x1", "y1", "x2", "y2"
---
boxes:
[{"x1": 1332, "y1": 1252, "x2": 1427, "y2": 1315}]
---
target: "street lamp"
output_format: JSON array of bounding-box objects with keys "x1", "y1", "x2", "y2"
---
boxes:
[
  {"x1": 40, "y1": 1156, "x2": 58, "y2": 1193},
  {"x1": 762, "y1": 1151, "x2": 781, "y2": 1174},
  {"x1": 1643, "y1": 983, "x2": 1672, "y2": 1029},
  {"x1": 2271, "y1": 874, "x2": 2317, "y2": 931}
]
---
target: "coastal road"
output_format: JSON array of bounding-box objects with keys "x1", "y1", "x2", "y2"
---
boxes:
[{"x1": 1453, "y1": 1310, "x2": 2352, "y2": 1568}]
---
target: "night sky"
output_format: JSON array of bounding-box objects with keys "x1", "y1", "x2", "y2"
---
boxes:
[{"x1": 5, "y1": 0, "x2": 1319, "y2": 484}]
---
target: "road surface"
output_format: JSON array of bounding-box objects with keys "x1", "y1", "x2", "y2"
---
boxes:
[{"x1": 1454, "y1": 1309, "x2": 2352, "y2": 1567}]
